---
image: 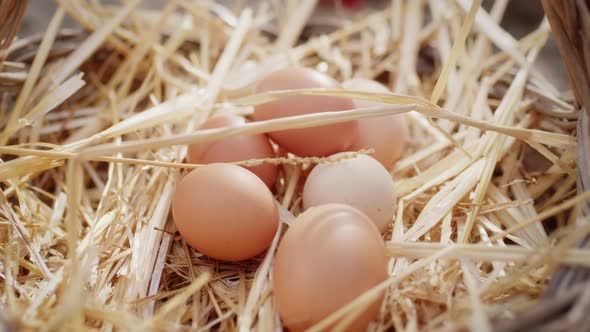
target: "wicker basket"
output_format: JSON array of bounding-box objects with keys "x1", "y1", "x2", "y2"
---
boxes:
[
  {"x1": 497, "y1": 1, "x2": 590, "y2": 331},
  {"x1": 1, "y1": 1, "x2": 589, "y2": 331}
]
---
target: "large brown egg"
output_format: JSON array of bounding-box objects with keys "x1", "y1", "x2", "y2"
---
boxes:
[
  {"x1": 253, "y1": 67, "x2": 358, "y2": 157},
  {"x1": 342, "y1": 79, "x2": 408, "y2": 169},
  {"x1": 187, "y1": 114, "x2": 278, "y2": 188},
  {"x1": 273, "y1": 204, "x2": 388, "y2": 332},
  {"x1": 172, "y1": 164, "x2": 278, "y2": 261}
]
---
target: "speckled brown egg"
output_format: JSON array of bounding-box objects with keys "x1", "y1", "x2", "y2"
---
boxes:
[
  {"x1": 172, "y1": 163, "x2": 278, "y2": 261},
  {"x1": 254, "y1": 67, "x2": 358, "y2": 157},
  {"x1": 273, "y1": 204, "x2": 388, "y2": 332},
  {"x1": 342, "y1": 79, "x2": 408, "y2": 169},
  {"x1": 187, "y1": 114, "x2": 278, "y2": 188}
]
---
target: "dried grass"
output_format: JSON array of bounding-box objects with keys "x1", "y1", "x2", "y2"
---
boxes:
[{"x1": 0, "y1": 1, "x2": 585, "y2": 331}]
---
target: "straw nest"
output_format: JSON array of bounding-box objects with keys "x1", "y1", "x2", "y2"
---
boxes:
[{"x1": 0, "y1": 1, "x2": 587, "y2": 331}]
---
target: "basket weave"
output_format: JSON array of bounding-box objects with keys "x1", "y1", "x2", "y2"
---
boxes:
[{"x1": 0, "y1": 0, "x2": 27, "y2": 51}]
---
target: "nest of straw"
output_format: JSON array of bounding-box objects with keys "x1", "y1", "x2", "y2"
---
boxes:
[{"x1": 0, "y1": 1, "x2": 587, "y2": 331}]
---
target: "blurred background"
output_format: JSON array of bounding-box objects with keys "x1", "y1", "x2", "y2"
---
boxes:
[{"x1": 16, "y1": 0, "x2": 569, "y2": 89}]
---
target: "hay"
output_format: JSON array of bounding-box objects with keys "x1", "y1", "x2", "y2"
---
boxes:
[
  {"x1": 0, "y1": 1, "x2": 585, "y2": 331},
  {"x1": 494, "y1": 1, "x2": 590, "y2": 331}
]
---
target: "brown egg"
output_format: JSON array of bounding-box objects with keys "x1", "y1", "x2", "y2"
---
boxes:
[
  {"x1": 273, "y1": 204, "x2": 388, "y2": 332},
  {"x1": 342, "y1": 79, "x2": 408, "y2": 169},
  {"x1": 254, "y1": 67, "x2": 358, "y2": 157},
  {"x1": 187, "y1": 114, "x2": 278, "y2": 188},
  {"x1": 172, "y1": 164, "x2": 278, "y2": 261},
  {"x1": 302, "y1": 153, "x2": 396, "y2": 233}
]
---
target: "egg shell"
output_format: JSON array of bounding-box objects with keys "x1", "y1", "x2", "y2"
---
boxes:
[
  {"x1": 342, "y1": 79, "x2": 408, "y2": 169},
  {"x1": 273, "y1": 204, "x2": 388, "y2": 332},
  {"x1": 302, "y1": 152, "x2": 396, "y2": 233},
  {"x1": 171, "y1": 163, "x2": 278, "y2": 261},
  {"x1": 254, "y1": 67, "x2": 358, "y2": 157},
  {"x1": 187, "y1": 114, "x2": 278, "y2": 188}
]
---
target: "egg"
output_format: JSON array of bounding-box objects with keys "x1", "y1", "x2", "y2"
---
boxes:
[
  {"x1": 302, "y1": 152, "x2": 396, "y2": 233},
  {"x1": 342, "y1": 79, "x2": 408, "y2": 169},
  {"x1": 187, "y1": 114, "x2": 278, "y2": 188},
  {"x1": 254, "y1": 67, "x2": 358, "y2": 157},
  {"x1": 171, "y1": 163, "x2": 278, "y2": 261},
  {"x1": 273, "y1": 204, "x2": 388, "y2": 332}
]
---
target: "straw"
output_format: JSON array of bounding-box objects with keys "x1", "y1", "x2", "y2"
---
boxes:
[{"x1": 0, "y1": 1, "x2": 585, "y2": 331}]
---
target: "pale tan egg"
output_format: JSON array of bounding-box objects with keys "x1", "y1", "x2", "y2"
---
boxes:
[
  {"x1": 253, "y1": 67, "x2": 358, "y2": 157},
  {"x1": 273, "y1": 204, "x2": 388, "y2": 332},
  {"x1": 171, "y1": 163, "x2": 278, "y2": 261},
  {"x1": 187, "y1": 114, "x2": 278, "y2": 188},
  {"x1": 302, "y1": 152, "x2": 396, "y2": 233},
  {"x1": 342, "y1": 78, "x2": 408, "y2": 169}
]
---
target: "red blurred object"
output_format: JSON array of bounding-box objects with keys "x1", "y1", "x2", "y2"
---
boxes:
[{"x1": 319, "y1": 0, "x2": 365, "y2": 9}]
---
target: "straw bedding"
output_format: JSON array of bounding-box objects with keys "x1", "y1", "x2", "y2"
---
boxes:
[{"x1": 0, "y1": 0, "x2": 587, "y2": 331}]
